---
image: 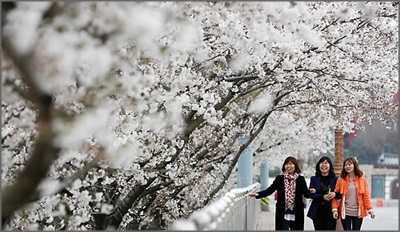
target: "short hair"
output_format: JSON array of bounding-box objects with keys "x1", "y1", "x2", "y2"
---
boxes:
[
  {"x1": 340, "y1": 157, "x2": 363, "y2": 178},
  {"x1": 281, "y1": 156, "x2": 302, "y2": 174}
]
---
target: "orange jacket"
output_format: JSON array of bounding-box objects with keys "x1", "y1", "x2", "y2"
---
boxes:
[{"x1": 331, "y1": 175, "x2": 373, "y2": 219}]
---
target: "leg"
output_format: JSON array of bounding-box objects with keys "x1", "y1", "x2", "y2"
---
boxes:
[
  {"x1": 341, "y1": 216, "x2": 352, "y2": 230},
  {"x1": 351, "y1": 217, "x2": 363, "y2": 230},
  {"x1": 326, "y1": 218, "x2": 337, "y2": 230},
  {"x1": 313, "y1": 214, "x2": 325, "y2": 230},
  {"x1": 288, "y1": 220, "x2": 298, "y2": 230},
  {"x1": 313, "y1": 207, "x2": 335, "y2": 230},
  {"x1": 280, "y1": 219, "x2": 290, "y2": 230},
  {"x1": 313, "y1": 220, "x2": 323, "y2": 230}
]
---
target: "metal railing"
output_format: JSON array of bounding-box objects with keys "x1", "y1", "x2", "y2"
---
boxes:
[{"x1": 170, "y1": 183, "x2": 260, "y2": 230}]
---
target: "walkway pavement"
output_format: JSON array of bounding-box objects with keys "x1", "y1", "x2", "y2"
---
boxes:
[{"x1": 256, "y1": 204, "x2": 313, "y2": 230}]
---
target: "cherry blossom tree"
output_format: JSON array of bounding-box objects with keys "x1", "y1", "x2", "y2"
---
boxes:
[{"x1": 2, "y1": 1, "x2": 397, "y2": 230}]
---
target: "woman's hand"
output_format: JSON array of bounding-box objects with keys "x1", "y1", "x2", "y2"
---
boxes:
[
  {"x1": 248, "y1": 193, "x2": 258, "y2": 197},
  {"x1": 369, "y1": 211, "x2": 375, "y2": 219},
  {"x1": 309, "y1": 188, "x2": 316, "y2": 193},
  {"x1": 332, "y1": 210, "x2": 338, "y2": 219},
  {"x1": 324, "y1": 192, "x2": 335, "y2": 201}
]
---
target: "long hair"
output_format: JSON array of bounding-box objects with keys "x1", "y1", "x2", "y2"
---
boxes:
[
  {"x1": 340, "y1": 157, "x2": 363, "y2": 178},
  {"x1": 281, "y1": 156, "x2": 302, "y2": 174},
  {"x1": 315, "y1": 156, "x2": 335, "y2": 177}
]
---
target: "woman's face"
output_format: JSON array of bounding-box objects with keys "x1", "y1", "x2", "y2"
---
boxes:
[
  {"x1": 285, "y1": 161, "x2": 295, "y2": 174},
  {"x1": 319, "y1": 160, "x2": 330, "y2": 176},
  {"x1": 344, "y1": 161, "x2": 354, "y2": 174}
]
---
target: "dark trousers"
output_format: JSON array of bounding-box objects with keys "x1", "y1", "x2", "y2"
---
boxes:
[
  {"x1": 313, "y1": 206, "x2": 337, "y2": 230},
  {"x1": 341, "y1": 215, "x2": 363, "y2": 230},
  {"x1": 313, "y1": 214, "x2": 337, "y2": 230},
  {"x1": 281, "y1": 219, "x2": 297, "y2": 230}
]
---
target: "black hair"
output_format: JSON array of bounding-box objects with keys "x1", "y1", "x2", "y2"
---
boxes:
[{"x1": 315, "y1": 156, "x2": 335, "y2": 177}]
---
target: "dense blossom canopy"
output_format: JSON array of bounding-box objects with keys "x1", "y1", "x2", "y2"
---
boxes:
[{"x1": 1, "y1": 2, "x2": 397, "y2": 230}]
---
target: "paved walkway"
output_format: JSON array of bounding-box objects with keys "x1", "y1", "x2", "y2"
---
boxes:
[{"x1": 256, "y1": 205, "x2": 314, "y2": 230}]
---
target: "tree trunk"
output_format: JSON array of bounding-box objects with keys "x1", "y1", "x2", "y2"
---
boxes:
[
  {"x1": 334, "y1": 127, "x2": 343, "y2": 231},
  {"x1": 334, "y1": 127, "x2": 344, "y2": 176}
]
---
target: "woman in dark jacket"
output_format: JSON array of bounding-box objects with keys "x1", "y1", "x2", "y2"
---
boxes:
[
  {"x1": 249, "y1": 156, "x2": 311, "y2": 230},
  {"x1": 307, "y1": 156, "x2": 340, "y2": 230}
]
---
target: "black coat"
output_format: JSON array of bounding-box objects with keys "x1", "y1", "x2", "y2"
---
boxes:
[
  {"x1": 256, "y1": 175, "x2": 311, "y2": 230},
  {"x1": 306, "y1": 175, "x2": 338, "y2": 220}
]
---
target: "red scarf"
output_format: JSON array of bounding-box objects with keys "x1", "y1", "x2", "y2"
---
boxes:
[{"x1": 284, "y1": 171, "x2": 299, "y2": 211}]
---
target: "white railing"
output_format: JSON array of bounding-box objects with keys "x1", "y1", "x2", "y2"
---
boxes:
[{"x1": 170, "y1": 183, "x2": 260, "y2": 230}]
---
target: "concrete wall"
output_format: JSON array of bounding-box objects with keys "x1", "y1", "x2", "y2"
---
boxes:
[{"x1": 361, "y1": 164, "x2": 398, "y2": 199}]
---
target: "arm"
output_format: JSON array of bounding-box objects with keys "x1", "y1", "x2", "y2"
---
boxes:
[
  {"x1": 332, "y1": 177, "x2": 341, "y2": 199},
  {"x1": 256, "y1": 176, "x2": 279, "y2": 198},
  {"x1": 361, "y1": 177, "x2": 375, "y2": 218},
  {"x1": 308, "y1": 177, "x2": 323, "y2": 200},
  {"x1": 331, "y1": 178, "x2": 342, "y2": 213},
  {"x1": 300, "y1": 176, "x2": 312, "y2": 199},
  {"x1": 249, "y1": 176, "x2": 279, "y2": 199}
]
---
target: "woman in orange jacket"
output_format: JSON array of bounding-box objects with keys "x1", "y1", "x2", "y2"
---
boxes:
[{"x1": 331, "y1": 157, "x2": 375, "y2": 230}]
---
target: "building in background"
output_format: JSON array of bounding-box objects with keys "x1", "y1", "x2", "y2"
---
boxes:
[{"x1": 344, "y1": 91, "x2": 398, "y2": 200}]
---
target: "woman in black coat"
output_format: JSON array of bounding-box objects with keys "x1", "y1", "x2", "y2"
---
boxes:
[{"x1": 249, "y1": 156, "x2": 311, "y2": 230}]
